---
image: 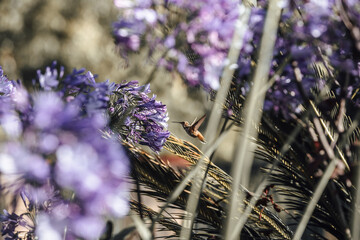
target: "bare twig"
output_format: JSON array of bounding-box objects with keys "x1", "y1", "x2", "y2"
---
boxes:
[
  {"x1": 292, "y1": 117, "x2": 339, "y2": 240},
  {"x1": 145, "y1": 49, "x2": 170, "y2": 85},
  {"x1": 336, "y1": 0, "x2": 360, "y2": 52},
  {"x1": 179, "y1": 2, "x2": 253, "y2": 239},
  {"x1": 131, "y1": 215, "x2": 152, "y2": 240},
  {"x1": 352, "y1": 159, "x2": 360, "y2": 240},
  {"x1": 133, "y1": 170, "x2": 144, "y2": 220},
  {"x1": 224, "y1": 1, "x2": 283, "y2": 239},
  {"x1": 149, "y1": 126, "x2": 232, "y2": 231},
  {"x1": 292, "y1": 57, "x2": 352, "y2": 239},
  {"x1": 230, "y1": 113, "x2": 307, "y2": 240}
]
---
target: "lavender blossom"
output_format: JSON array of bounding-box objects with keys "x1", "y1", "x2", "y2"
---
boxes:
[
  {"x1": 112, "y1": 1, "x2": 158, "y2": 60},
  {"x1": 112, "y1": 0, "x2": 238, "y2": 90},
  {"x1": 0, "y1": 67, "x2": 15, "y2": 99},
  {"x1": 1, "y1": 62, "x2": 170, "y2": 239},
  {"x1": 0, "y1": 210, "x2": 35, "y2": 240},
  {"x1": 36, "y1": 62, "x2": 116, "y2": 117},
  {"x1": 112, "y1": 0, "x2": 360, "y2": 119},
  {"x1": 226, "y1": 0, "x2": 360, "y2": 117},
  {"x1": 284, "y1": 0, "x2": 360, "y2": 110},
  {"x1": 109, "y1": 80, "x2": 170, "y2": 152},
  {"x1": 0, "y1": 64, "x2": 131, "y2": 240},
  {"x1": 0, "y1": 68, "x2": 22, "y2": 138},
  {"x1": 36, "y1": 61, "x2": 63, "y2": 90}
]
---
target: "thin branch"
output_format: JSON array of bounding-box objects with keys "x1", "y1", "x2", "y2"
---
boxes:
[
  {"x1": 224, "y1": 1, "x2": 283, "y2": 239},
  {"x1": 230, "y1": 62, "x2": 358, "y2": 240},
  {"x1": 145, "y1": 49, "x2": 170, "y2": 85},
  {"x1": 230, "y1": 111, "x2": 308, "y2": 240},
  {"x1": 180, "y1": 2, "x2": 253, "y2": 239},
  {"x1": 149, "y1": 126, "x2": 233, "y2": 231},
  {"x1": 352, "y1": 157, "x2": 360, "y2": 240},
  {"x1": 293, "y1": 60, "x2": 350, "y2": 171},
  {"x1": 336, "y1": 0, "x2": 360, "y2": 52},
  {"x1": 133, "y1": 169, "x2": 144, "y2": 220},
  {"x1": 292, "y1": 117, "x2": 339, "y2": 240},
  {"x1": 130, "y1": 215, "x2": 152, "y2": 240}
]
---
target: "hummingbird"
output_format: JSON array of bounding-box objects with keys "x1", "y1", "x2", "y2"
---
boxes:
[{"x1": 173, "y1": 114, "x2": 207, "y2": 143}]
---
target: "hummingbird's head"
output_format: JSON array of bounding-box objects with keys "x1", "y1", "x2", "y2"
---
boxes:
[{"x1": 173, "y1": 121, "x2": 189, "y2": 127}]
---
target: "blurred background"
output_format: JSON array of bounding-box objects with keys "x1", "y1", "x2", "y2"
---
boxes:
[
  {"x1": 0, "y1": 1, "x2": 352, "y2": 239},
  {"x1": 0, "y1": 0, "x2": 239, "y2": 164},
  {"x1": 0, "y1": 1, "x2": 244, "y2": 237},
  {"x1": 0, "y1": 1, "x2": 292, "y2": 239}
]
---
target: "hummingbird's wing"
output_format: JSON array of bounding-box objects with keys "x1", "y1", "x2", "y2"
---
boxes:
[
  {"x1": 192, "y1": 114, "x2": 206, "y2": 131},
  {"x1": 190, "y1": 117, "x2": 197, "y2": 126}
]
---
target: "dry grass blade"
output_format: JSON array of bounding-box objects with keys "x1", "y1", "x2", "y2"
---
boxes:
[
  {"x1": 225, "y1": 1, "x2": 283, "y2": 238},
  {"x1": 130, "y1": 201, "x2": 204, "y2": 240},
  {"x1": 163, "y1": 134, "x2": 232, "y2": 191},
  {"x1": 125, "y1": 142, "x2": 225, "y2": 235},
  {"x1": 221, "y1": 54, "x2": 358, "y2": 239},
  {"x1": 164, "y1": 136, "x2": 293, "y2": 238},
  {"x1": 178, "y1": 2, "x2": 254, "y2": 238},
  {"x1": 125, "y1": 138, "x2": 293, "y2": 239}
]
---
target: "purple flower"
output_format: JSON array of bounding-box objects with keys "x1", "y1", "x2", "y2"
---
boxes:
[
  {"x1": 112, "y1": 2, "x2": 159, "y2": 60},
  {"x1": 112, "y1": 0, "x2": 239, "y2": 90},
  {"x1": 0, "y1": 64, "x2": 130, "y2": 240},
  {"x1": 0, "y1": 70, "x2": 32, "y2": 139},
  {"x1": 112, "y1": 0, "x2": 360, "y2": 119},
  {"x1": 109, "y1": 80, "x2": 170, "y2": 152},
  {"x1": 233, "y1": 1, "x2": 360, "y2": 117},
  {"x1": 36, "y1": 61, "x2": 64, "y2": 91},
  {"x1": 0, "y1": 67, "x2": 15, "y2": 99},
  {"x1": 0, "y1": 142, "x2": 50, "y2": 181},
  {"x1": 34, "y1": 62, "x2": 116, "y2": 119},
  {"x1": 0, "y1": 209, "x2": 35, "y2": 240}
]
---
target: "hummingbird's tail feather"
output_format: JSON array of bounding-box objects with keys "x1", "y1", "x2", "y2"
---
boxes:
[{"x1": 197, "y1": 133, "x2": 206, "y2": 143}]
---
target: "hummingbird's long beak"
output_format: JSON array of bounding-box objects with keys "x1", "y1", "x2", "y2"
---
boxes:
[{"x1": 172, "y1": 121, "x2": 183, "y2": 123}]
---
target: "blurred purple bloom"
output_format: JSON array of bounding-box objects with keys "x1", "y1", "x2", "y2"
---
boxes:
[
  {"x1": 0, "y1": 142, "x2": 50, "y2": 181},
  {"x1": 112, "y1": 2, "x2": 158, "y2": 59},
  {"x1": 113, "y1": 20, "x2": 145, "y2": 52},
  {"x1": 34, "y1": 62, "x2": 116, "y2": 119},
  {"x1": 36, "y1": 61, "x2": 63, "y2": 91},
  {"x1": 0, "y1": 69, "x2": 23, "y2": 139},
  {"x1": 1, "y1": 185, "x2": 69, "y2": 240},
  {"x1": 0, "y1": 67, "x2": 15, "y2": 99},
  {"x1": 0, "y1": 61, "x2": 170, "y2": 239},
  {"x1": 236, "y1": 1, "x2": 360, "y2": 117},
  {"x1": 0, "y1": 64, "x2": 130, "y2": 240},
  {"x1": 264, "y1": 75, "x2": 302, "y2": 118},
  {"x1": 112, "y1": 0, "x2": 360, "y2": 118},
  {"x1": 35, "y1": 214, "x2": 62, "y2": 240},
  {"x1": 112, "y1": 0, "x2": 238, "y2": 90}
]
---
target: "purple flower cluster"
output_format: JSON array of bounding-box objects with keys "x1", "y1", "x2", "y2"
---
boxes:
[
  {"x1": 0, "y1": 62, "x2": 170, "y2": 239},
  {"x1": 112, "y1": 0, "x2": 360, "y2": 118},
  {"x1": 227, "y1": 4, "x2": 324, "y2": 118},
  {"x1": 112, "y1": 0, "x2": 158, "y2": 60},
  {"x1": 1, "y1": 209, "x2": 34, "y2": 240},
  {"x1": 113, "y1": 0, "x2": 238, "y2": 90},
  {"x1": 0, "y1": 63, "x2": 132, "y2": 239},
  {"x1": 276, "y1": 0, "x2": 360, "y2": 115},
  {"x1": 109, "y1": 81, "x2": 170, "y2": 152}
]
